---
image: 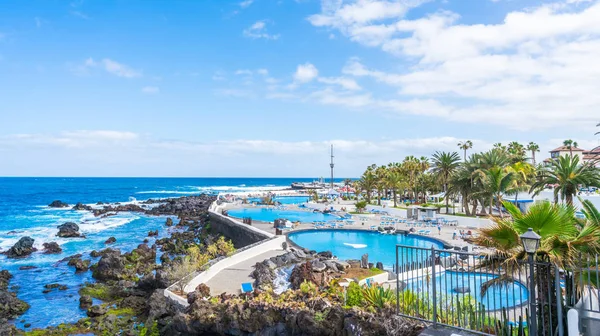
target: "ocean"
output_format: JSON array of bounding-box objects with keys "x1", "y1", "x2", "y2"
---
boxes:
[{"x1": 0, "y1": 177, "x2": 338, "y2": 330}]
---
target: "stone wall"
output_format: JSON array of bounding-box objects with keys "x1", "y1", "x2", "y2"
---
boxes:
[{"x1": 208, "y1": 210, "x2": 274, "y2": 248}]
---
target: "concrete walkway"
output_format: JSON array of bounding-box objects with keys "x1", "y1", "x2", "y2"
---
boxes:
[{"x1": 205, "y1": 249, "x2": 287, "y2": 296}]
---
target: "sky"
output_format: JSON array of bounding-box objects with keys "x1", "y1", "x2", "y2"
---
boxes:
[{"x1": 1, "y1": 0, "x2": 600, "y2": 177}]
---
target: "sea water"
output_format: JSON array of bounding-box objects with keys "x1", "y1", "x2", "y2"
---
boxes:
[{"x1": 0, "y1": 177, "x2": 335, "y2": 330}]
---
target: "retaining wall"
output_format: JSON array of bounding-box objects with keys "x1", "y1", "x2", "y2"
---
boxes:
[{"x1": 209, "y1": 210, "x2": 274, "y2": 248}]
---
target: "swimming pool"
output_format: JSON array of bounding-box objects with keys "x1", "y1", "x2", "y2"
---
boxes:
[
  {"x1": 227, "y1": 207, "x2": 340, "y2": 223},
  {"x1": 406, "y1": 271, "x2": 528, "y2": 311},
  {"x1": 288, "y1": 229, "x2": 443, "y2": 267},
  {"x1": 288, "y1": 229, "x2": 527, "y2": 310},
  {"x1": 247, "y1": 196, "x2": 310, "y2": 205}
]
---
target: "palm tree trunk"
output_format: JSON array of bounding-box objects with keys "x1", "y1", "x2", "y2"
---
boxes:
[
  {"x1": 463, "y1": 149, "x2": 467, "y2": 161},
  {"x1": 463, "y1": 194, "x2": 471, "y2": 216},
  {"x1": 497, "y1": 196, "x2": 503, "y2": 218},
  {"x1": 393, "y1": 189, "x2": 397, "y2": 207},
  {"x1": 566, "y1": 193, "x2": 573, "y2": 206},
  {"x1": 471, "y1": 199, "x2": 478, "y2": 216},
  {"x1": 489, "y1": 196, "x2": 493, "y2": 215},
  {"x1": 444, "y1": 183, "x2": 449, "y2": 213},
  {"x1": 532, "y1": 151, "x2": 536, "y2": 166},
  {"x1": 479, "y1": 199, "x2": 487, "y2": 215}
]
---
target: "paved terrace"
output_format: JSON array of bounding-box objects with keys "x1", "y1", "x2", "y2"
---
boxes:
[{"x1": 204, "y1": 249, "x2": 286, "y2": 296}]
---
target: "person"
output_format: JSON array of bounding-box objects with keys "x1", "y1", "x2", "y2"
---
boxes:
[{"x1": 452, "y1": 229, "x2": 457, "y2": 240}]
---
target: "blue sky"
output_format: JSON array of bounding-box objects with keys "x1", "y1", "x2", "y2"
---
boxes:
[{"x1": 1, "y1": 0, "x2": 600, "y2": 177}]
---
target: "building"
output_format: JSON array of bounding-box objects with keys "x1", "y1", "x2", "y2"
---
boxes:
[
  {"x1": 583, "y1": 146, "x2": 600, "y2": 166},
  {"x1": 549, "y1": 145, "x2": 585, "y2": 161}
]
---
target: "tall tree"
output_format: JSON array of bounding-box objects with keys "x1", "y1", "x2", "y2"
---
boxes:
[
  {"x1": 384, "y1": 171, "x2": 405, "y2": 208},
  {"x1": 480, "y1": 166, "x2": 515, "y2": 218},
  {"x1": 530, "y1": 155, "x2": 600, "y2": 205},
  {"x1": 563, "y1": 139, "x2": 579, "y2": 157},
  {"x1": 431, "y1": 151, "x2": 461, "y2": 213},
  {"x1": 526, "y1": 142, "x2": 540, "y2": 166},
  {"x1": 457, "y1": 140, "x2": 473, "y2": 161},
  {"x1": 343, "y1": 179, "x2": 353, "y2": 199},
  {"x1": 507, "y1": 141, "x2": 526, "y2": 163}
]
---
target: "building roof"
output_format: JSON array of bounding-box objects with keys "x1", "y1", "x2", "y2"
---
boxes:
[
  {"x1": 550, "y1": 145, "x2": 585, "y2": 152},
  {"x1": 583, "y1": 146, "x2": 600, "y2": 155}
]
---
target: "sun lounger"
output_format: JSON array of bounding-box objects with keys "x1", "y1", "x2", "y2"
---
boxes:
[{"x1": 241, "y1": 282, "x2": 254, "y2": 294}]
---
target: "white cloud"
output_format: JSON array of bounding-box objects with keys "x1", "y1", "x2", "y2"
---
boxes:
[
  {"x1": 243, "y1": 20, "x2": 281, "y2": 40},
  {"x1": 293, "y1": 63, "x2": 319, "y2": 83},
  {"x1": 0, "y1": 131, "x2": 495, "y2": 176},
  {"x1": 73, "y1": 58, "x2": 142, "y2": 78},
  {"x1": 235, "y1": 69, "x2": 254, "y2": 75},
  {"x1": 307, "y1": 1, "x2": 600, "y2": 130},
  {"x1": 70, "y1": 10, "x2": 89, "y2": 19},
  {"x1": 240, "y1": 0, "x2": 254, "y2": 8},
  {"x1": 318, "y1": 76, "x2": 361, "y2": 90},
  {"x1": 141, "y1": 86, "x2": 159, "y2": 94}
]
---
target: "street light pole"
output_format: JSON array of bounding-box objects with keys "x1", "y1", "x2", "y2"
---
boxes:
[
  {"x1": 520, "y1": 228, "x2": 541, "y2": 336},
  {"x1": 528, "y1": 252, "x2": 537, "y2": 336}
]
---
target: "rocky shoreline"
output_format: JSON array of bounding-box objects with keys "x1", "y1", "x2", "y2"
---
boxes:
[{"x1": 2, "y1": 195, "x2": 424, "y2": 335}]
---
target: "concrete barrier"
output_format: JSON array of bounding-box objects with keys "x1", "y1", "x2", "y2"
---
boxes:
[{"x1": 209, "y1": 210, "x2": 274, "y2": 248}]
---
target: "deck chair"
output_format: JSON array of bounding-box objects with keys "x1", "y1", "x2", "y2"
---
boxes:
[{"x1": 241, "y1": 282, "x2": 254, "y2": 294}]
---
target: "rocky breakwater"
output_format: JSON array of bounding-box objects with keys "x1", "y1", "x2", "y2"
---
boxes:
[
  {"x1": 25, "y1": 195, "x2": 221, "y2": 334},
  {"x1": 0, "y1": 270, "x2": 30, "y2": 332},
  {"x1": 147, "y1": 280, "x2": 424, "y2": 336},
  {"x1": 252, "y1": 248, "x2": 351, "y2": 291}
]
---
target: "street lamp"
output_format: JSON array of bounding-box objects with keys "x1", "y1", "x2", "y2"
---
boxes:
[{"x1": 520, "y1": 228, "x2": 541, "y2": 336}]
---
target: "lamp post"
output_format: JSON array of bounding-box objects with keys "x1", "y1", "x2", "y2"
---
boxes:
[{"x1": 520, "y1": 228, "x2": 541, "y2": 336}]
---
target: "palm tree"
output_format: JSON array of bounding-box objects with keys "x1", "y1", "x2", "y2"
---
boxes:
[
  {"x1": 474, "y1": 200, "x2": 600, "y2": 266},
  {"x1": 402, "y1": 156, "x2": 420, "y2": 202},
  {"x1": 480, "y1": 166, "x2": 515, "y2": 218},
  {"x1": 530, "y1": 155, "x2": 600, "y2": 205},
  {"x1": 385, "y1": 171, "x2": 405, "y2": 207},
  {"x1": 563, "y1": 139, "x2": 579, "y2": 157},
  {"x1": 343, "y1": 178, "x2": 353, "y2": 199},
  {"x1": 359, "y1": 170, "x2": 377, "y2": 203},
  {"x1": 431, "y1": 151, "x2": 461, "y2": 213},
  {"x1": 457, "y1": 140, "x2": 473, "y2": 161},
  {"x1": 508, "y1": 161, "x2": 535, "y2": 205},
  {"x1": 526, "y1": 142, "x2": 540, "y2": 166},
  {"x1": 507, "y1": 141, "x2": 526, "y2": 163}
]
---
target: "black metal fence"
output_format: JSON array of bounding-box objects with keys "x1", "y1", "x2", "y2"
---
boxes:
[
  {"x1": 395, "y1": 245, "x2": 563, "y2": 336},
  {"x1": 564, "y1": 255, "x2": 600, "y2": 335}
]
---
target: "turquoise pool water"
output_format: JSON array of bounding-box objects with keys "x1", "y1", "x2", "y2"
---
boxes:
[
  {"x1": 248, "y1": 196, "x2": 310, "y2": 204},
  {"x1": 227, "y1": 207, "x2": 340, "y2": 223},
  {"x1": 288, "y1": 229, "x2": 527, "y2": 310},
  {"x1": 406, "y1": 271, "x2": 529, "y2": 311},
  {"x1": 288, "y1": 230, "x2": 443, "y2": 267}
]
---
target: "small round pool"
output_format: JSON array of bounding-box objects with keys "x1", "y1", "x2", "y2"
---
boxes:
[
  {"x1": 288, "y1": 229, "x2": 443, "y2": 267},
  {"x1": 227, "y1": 207, "x2": 340, "y2": 223}
]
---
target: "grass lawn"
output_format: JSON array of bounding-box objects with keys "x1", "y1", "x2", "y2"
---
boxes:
[{"x1": 343, "y1": 267, "x2": 384, "y2": 280}]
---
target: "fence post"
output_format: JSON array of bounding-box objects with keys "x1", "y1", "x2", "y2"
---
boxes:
[
  {"x1": 555, "y1": 265, "x2": 564, "y2": 336},
  {"x1": 431, "y1": 246, "x2": 437, "y2": 328},
  {"x1": 396, "y1": 246, "x2": 400, "y2": 315}
]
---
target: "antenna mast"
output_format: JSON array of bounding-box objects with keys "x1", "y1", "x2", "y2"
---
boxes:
[{"x1": 330, "y1": 144, "x2": 334, "y2": 190}]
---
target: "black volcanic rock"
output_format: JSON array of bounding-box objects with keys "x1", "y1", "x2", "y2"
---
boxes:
[
  {"x1": 57, "y1": 222, "x2": 81, "y2": 238},
  {"x1": 72, "y1": 202, "x2": 93, "y2": 211},
  {"x1": 42, "y1": 242, "x2": 62, "y2": 254},
  {"x1": 48, "y1": 200, "x2": 69, "y2": 208},
  {"x1": 6, "y1": 237, "x2": 36, "y2": 258}
]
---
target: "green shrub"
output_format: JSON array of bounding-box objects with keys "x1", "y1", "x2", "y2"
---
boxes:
[
  {"x1": 299, "y1": 280, "x2": 317, "y2": 295},
  {"x1": 354, "y1": 201, "x2": 368, "y2": 213},
  {"x1": 346, "y1": 282, "x2": 363, "y2": 307},
  {"x1": 362, "y1": 285, "x2": 395, "y2": 309}
]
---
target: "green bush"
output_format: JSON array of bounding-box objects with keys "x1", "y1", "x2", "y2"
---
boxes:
[
  {"x1": 354, "y1": 200, "x2": 368, "y2": 213},
  {"x1": 299, "y1": 280, "x2": 317, "y2": 295},
  {"x1": 362, "y1": 285, "x2": 395, "y2": 309},
  {"x1": 346, "y1": 282, "x2": 363, "y2": 307}
]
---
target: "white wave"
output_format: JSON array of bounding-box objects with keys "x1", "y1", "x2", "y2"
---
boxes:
[
  {"x1": 343, "y1": 243, "x2": 367, "y2": 249},
  {"x1": 135, "y1": 185, "x2": 289, "y2": 195},
  {"x1": 77, "y1": 215, "x2": 139, "y2": 233},
  {"x1": 135, "y1": 190, "x2": 198, "y2": 195}
]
